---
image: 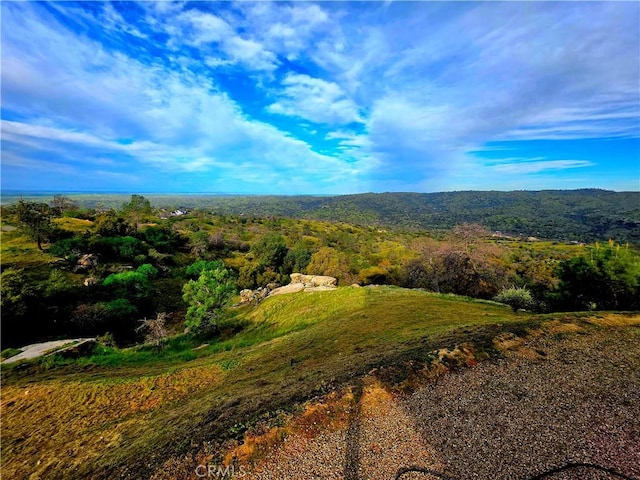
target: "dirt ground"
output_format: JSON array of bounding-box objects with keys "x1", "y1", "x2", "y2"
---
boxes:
[{"x1": 239, "y1": 325, "x2": 640, "y2": 480}]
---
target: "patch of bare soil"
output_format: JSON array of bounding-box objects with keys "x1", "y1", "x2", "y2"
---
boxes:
[{"x1": 234, "y1": 325, "x2": 639, "y2": 480}]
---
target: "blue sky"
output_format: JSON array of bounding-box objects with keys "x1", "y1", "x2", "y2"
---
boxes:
[{"x1": 1, "y1": 1, "x2": 639, "y2": 194}]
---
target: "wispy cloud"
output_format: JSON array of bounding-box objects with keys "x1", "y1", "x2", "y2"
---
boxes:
[{"x1": 491, "y1": 159, "x2": 595, "y2": 175}]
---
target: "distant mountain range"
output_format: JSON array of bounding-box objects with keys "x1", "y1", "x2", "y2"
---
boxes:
[{"x1": 3, "y1": 189, "x2": 639, "y2": 243}]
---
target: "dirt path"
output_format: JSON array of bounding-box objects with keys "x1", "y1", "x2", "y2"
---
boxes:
[
  {"x1": 240, "y1": 326, "x2": 640, "y2": 480},
  {"x1": 2, "y1": 338, "x2": 95, "y2": 364}
]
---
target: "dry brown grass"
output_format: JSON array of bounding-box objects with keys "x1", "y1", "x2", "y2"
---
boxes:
[{"x1": 1, "y1": 365, "x2": 223, "y2": 479}]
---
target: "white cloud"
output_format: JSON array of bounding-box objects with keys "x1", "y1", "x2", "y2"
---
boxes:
[
  {"x1": 2, "y1": 1, "x2": 637, "y2": 193},
  {"x1": 268, "y1": 73, "x2": 363, "y2": 125},
  {"x1": 175, "y1": 10, "x2": 233, "y2": 45},
  {"x1": 0, "y1": 3, "x2": 363, "y2": 192},
  {"x1": 167, "y1": 8, "x2": 278, "y2": 72}
]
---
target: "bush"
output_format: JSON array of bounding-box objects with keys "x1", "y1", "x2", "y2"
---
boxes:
[
  {"x1": 49, "y1": 237, "x2": 89, "y2": 258},
  {"x1": 90, "y1": 236, "x2": 146, "y2": 261},
  {"x1": 136, "y1": 263, "x2": 159, "y2": 279},
  {"x1": 103, "y1": 271, "x2": 152, "y2": 300},
  {"x1": 143, "y1": 226, "x2": 182, "y2": 252},
  {"x1": 494, "y1": 286, "x2": 534, "y2": 312}
]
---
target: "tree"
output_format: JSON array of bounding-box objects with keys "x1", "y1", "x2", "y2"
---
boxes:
[
  {"x1": 102, "y1": 271, "x2": 152, "y2": 300},
  {"x1": 551, "y1": 241, "x2": 640, "y2": 311},
  {"x1": 51, "y1": 195, "x2": 78, "y2": 213},
  {"x1": 252, "y1": 234, "x2": 288, "y2": 270},
  {"x1": 450, "y1": 223, "x2": 490, "y2": 252},
  {"x1": 95, "y1": 210, "x2": 132, "y2": 237},
  {"x1": 136, "y1": 313, "x2": 168, "y2": 350},
  {"x1": 15, "y1": 200, "x2": 58, "y2": 250},
  {"x1": 182, "y1": 265, "x2": 236, "y2": 336},
  {"x1": 122, "y1": 194, "x2": 152, "y2": 230},
  {"x1": 282, "y1": 243, "x2": 312, "y2": 274},
  {"x1": 185, "y1": 260, "x2": 225, "y2": 279}
]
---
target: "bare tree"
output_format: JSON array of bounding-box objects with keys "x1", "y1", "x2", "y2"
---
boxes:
[{"x1": 137, "y1": 313, "x2": 168, "y2": 350}]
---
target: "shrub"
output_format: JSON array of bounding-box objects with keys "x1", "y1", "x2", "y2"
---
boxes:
[
  {"x1": 494, "y1": 286, "x2": 534, "y2": 312},
  {"x1": 103, "y1": 271, "x2": 151, "y2": 300},
  {"x1": 49, "y1": 237, "x2": 89, "y2": 258},
  {"x1": 136, "y1": 263, "x2": 159, "y2": 279}
]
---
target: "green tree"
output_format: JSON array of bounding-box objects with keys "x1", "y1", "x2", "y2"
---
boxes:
[
  {"x1": 185, "y1": 260, "x2": 225, "y2": 279},
  {"x1": 95, "y1": 210, "x2": 132, "y2": 236},
  {"x1": 182, "y1": 266, "x2": 236, "y2": 336},
  {"x1": 282, "y1": 243, "x2": 312, "y2": 274},
  {"x1": 103, "y1": 271, "x2": 152, "y2": 299},
  {"x1": 551, "y1": 241, "x2": 640, "y2": 311},
  {"x1": 122, "y1": 194, "x2": 152, "y2": 230},
  {"x1": 252, "y1": 234, "x2": 288, "y2": 270},
  {"x1": 15, "y1": 200, "x2": 58, "y2": 250}
]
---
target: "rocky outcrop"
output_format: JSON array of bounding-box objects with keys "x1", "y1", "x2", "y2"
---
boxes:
[
  {"x1": 239, "y1": 283, "x2": 281, "y2": 305},
  {"x1": 238, "y1": 274, "x2": 338, "y2": 305},
  {"x1": 269, "y1": 283, "x2": 306, "y2": 296},
  {"x1": 269, "y1": 273, "x2": 337, "y2": 296},
  {"x1": 75, "y1": 254, "x2": 98, "y2": 272},
  {"x1": 289, "y1": 274, "x2": 337, "y2": 287}
]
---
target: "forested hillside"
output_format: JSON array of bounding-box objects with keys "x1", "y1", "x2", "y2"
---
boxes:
[
  {"x1": 203, "y1": 190, "x2": 640, "y2": 243},
  {"x1": 4, "y1": 189, "x2": 636, "y2": 243}
]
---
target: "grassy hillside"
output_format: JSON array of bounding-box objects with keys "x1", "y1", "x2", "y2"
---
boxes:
[{"x1": 2, "y1": 286, "x2": 532, "y2": 479}]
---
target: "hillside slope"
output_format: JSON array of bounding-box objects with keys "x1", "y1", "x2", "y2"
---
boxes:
[
  {"x1": 1, "y1": 287, "x2": 523, "y2": 479},
  {"x1": 2, "y1": 286, "x2": 637, "y2": 479}
]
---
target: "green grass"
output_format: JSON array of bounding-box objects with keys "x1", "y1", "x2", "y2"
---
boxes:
[
  {"x1": 3, "y1": 285, "x2": 610, "y2": 480},
  {"x1": 0, "y1": 229, "x2": 55, "y2": 268},
  {"x1": 0, "y1": 347, "x2": 22, "y2": 361}
]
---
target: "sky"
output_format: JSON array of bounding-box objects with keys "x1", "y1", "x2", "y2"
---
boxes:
[{"x1": 1, "y1": 1, "x2": 639, "y2": 194}]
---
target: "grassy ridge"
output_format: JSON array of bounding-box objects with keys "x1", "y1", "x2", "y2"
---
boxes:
[{"x1": 2, "y1": 287, "x2": 523, "y2": 479}]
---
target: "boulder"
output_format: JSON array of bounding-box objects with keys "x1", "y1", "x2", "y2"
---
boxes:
[
  {"x1": 303, "y1": 286, "x2": 337, "y2": 292},
  {"x1": 289, "y1": 273, "x2": 337, "y2": 287},
  {"x1": 310, "y1": 275, "x2": 337, "y2": 287},
  {"x1": 290, "y1": 273, "x2": 312, "y2": 284},
  {"x1": 269, "y1": 283, "x2": 306, "y2": 296},
  {"x1": 240, "y1": 289, "x2": 256, "y2": 304}
]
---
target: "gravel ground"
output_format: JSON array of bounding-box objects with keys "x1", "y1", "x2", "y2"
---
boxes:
[
  {"x1": 403, "y1": 328, "x2": 640, "y2": 480},
  {"x1": 246, "y1": 382, "x2": 443, "y2": 480},
  {"x1": 240, "y1": 326, "x2": 639, "y2": 480}
]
